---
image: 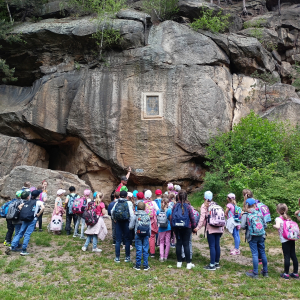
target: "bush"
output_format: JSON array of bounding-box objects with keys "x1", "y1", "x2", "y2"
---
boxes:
[{"x1": 142, "y1": 0, "x2": 179, "y2": 21}]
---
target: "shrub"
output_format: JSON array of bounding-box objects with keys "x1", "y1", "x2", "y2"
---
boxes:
[{"x1": 142, "y1": 0, "x2": 179, "y2": 21}]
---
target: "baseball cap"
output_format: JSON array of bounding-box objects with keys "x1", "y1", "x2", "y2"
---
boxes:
[
  {"x1": 137, "y1": 192, "x2": 144, "y2": 200},
  {"x1": 21, "y1": 191, "x2": 30, "y2": 199},
  {"x1": 16, "y1": 190, "x2": 23, "y2": 198},
  {"x1": 120, "y1": 190, "x2": 128, "y2": 198},
  {"x1": 93, "y1": 192, "x2": 98, "y2": 198},
  {"x1": 121, "y1": 176, "x2": 128, "y2": 181},
  {"x1": 204, "y1": 191, "x2": 213, "y2": 201},
  {"x1": 174, "y1": 185, "x2": 181, "y2": 192},
  {"x1": 144, "y1": 190, "x2": 152, "y2": 199},
  {"x1": 84, "y1": 189, "x2": 91, "y2": 196},
  {"x1": 133, "y1": 190, "x2": 138, "y2": 198},
  {"x1": 246, "y1": 198, "x2": 256, "y2": 206},
  {"x1": 155, "y1": 189, "x2": 162, "y2": 195},
  {"x1": 57, "y1": 189, "x2": 66, "y2": 195},
  {"x1": 120, "y1": 186, "x2": 128, "y2": 192},
  {"x1": 227, "y1": 193, "x2": 235, "y2": 199},
  {"x1": 167, "y1": 183, "x2": 174, "y2": 189},
  {"x1": 31, "y1": 190, "x2": 41, "y2": 199}
]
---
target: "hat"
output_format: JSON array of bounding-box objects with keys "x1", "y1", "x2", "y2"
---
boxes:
[
  {"x1": 16, "y1": 190, "x2": 23, "y2": 198},
  {"x1": 120, "y1": 186, "x2": 128, "y2": 192},
  {"x1": 128, "y1": 192, "x2": 133, "y2": 197},
  {"x1": 174, "y1": 185, "x2": 181, "y2": 192},
  {"x1": 31, "y1": 190, "x2": 41, "y2": 199},
  {"x1": 167, "y1": 183, "x2": 174, "y2": 189},
  {"x1": 246, "y1": 198, "x2": 256, "y2": 206},
  {"x1": 121, "y1": 176, "x2": 128, "y2": 181},
  {"x1": 93, "y1": 192, "x2": 98, "y2": 198},
  {"x1": 21, "y1": 191, "x2": 30, "y2": 199},
  {"x1": 120, "y1": 190, "x2": 128, "y2": 198},
  {"x1": 227, "y1": 193, "x2": 235, "y2": 199},
  {"x1": 155, "y1": 189, "x2": 162, "y2": 195},
  {"x1": 144, "y1": 190, "x2": 152, "y2": 199},
  {"x1": 57, "y1": 189, "x2": 66, "y2": 195},
  {"x1": 84, "y1": 189, "x2": 91, "y2": 196},
  {"x1": 137, "y1": 192, "x2": 144, "y2": 200},
  {"x1": 133, "y1": 190, "x2": 138, "y2": 198},
  {"x1": 204, "y1": 191, "x2": 213, "y2": 201}
]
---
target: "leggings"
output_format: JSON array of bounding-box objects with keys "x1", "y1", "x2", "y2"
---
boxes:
[
  {"x1": 174, "y1": 228, "x2": 192, "y2": 263},
  {"x1": 282, "y1": 240, "x2": 298, "y2": 274}
]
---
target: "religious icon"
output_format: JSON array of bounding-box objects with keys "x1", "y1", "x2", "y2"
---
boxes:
[{"x1": 146, "y1": 96, "x2": 159, "y2": 116}]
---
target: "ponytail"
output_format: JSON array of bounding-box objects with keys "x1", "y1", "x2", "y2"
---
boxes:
[
  {"x1": 277, "y1": 203, "x2": 291, "y2": 221},
  {"x1": 178, "y1": 190, "x2": 187, "y2": 215},
  {"x1": 95, "y1": 192, "x2": 104, "y2": 206}
]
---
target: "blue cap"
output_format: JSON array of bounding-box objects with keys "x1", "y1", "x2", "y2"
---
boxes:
[
  {"x1": 204, "y1": 191, "x2": 213, "y2": 201},
  {"x1": 133, "y1": 190, "x2": 138, "y2": 197},
  {"x1": 93, "y1": 192, "x2": 97, "y2": 198},
  {"x1": 246, "y1": 198, "x2": 256, "y2": 206}
]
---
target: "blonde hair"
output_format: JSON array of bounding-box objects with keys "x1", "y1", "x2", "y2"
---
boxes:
[
  {"x1": 227, "y1": 197, "x2": 236, "y2": 206},
  {"x1": 161, "y1": 198, "x2": 169, "y2": 210},
  {"x1": 277, "y1": 203, "x2": 291, "y2": 220},
  {"x1": 95, "y1": 192, "x2": 104, "y2": 205}
]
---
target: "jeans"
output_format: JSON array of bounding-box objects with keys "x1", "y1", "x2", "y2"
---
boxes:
[
  {"x1": 182, "y1": 233, "x2": 193, "y2": 259},
  {"x1": 207, "y1": 232, "x2": 222, "y2": 265},
  {"x1": 14, "y1": 224, "x2": 21, "y2": 237},
  {"x1": 65, "y1": 212, "x2": 78, "y2": 233},
  {"x1": 232, "y1": 227, "x2": 240, "y2": 249},
  {"x1": 112, "y1": 220, "x2": 116, "y2": 243},
  {"x1": 159, "y1": 230, "x2": 171, "y2": 259},
  {"x1": 174, "y1": 228, "x2": 192, "y2": 263},
  {"x1": 11, "y1": 218, "x2": 36, "y2": 251},
  {"x1": 5, "y1": 219, "x2": 14, "y2": 243},
  {"x1": 75, "y1": 216, "x2": 85, "y2": 237},
  {"x1": 282, "y1": 240, "x2": 298, "y2": 274},
  {"x1": 84, "y1": 234, "x2": 98, "y2": 249},
  {"x1": 135, "y1": 234, "x2": 149, "y2": 267},
  {"x1": 115, "y1": 220, "x2": 130, "y2": 258},
  {"x1": 248, "y1": 235, "x2": 268, "y2": 274}
]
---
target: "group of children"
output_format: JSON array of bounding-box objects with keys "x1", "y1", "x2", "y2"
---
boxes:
[{"x1": 2, "y1": 179, "x2": 300, "y2": 279}]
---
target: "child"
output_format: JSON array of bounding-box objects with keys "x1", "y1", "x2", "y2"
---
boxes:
[
  {"x1": 167, "y1": 183, "x2": 176, "y2": 195},
  {"x1": 50, "y1": 189, "x2": 65, "y2": 235},
  {"x1": 157, "y1": 198, "x2": 172, "y2": 262},
  {"x1": 168, "y1": 193, "x2": 176, "y2": 247},
  {"x1": 64, "y1": 186, "x2": 80, "y2": 235},
  {"x1": 130, "y1": 202, "x2": 151, "y2": 271},
  {"x1": 174, "y1": 185, "x2": 181, "y2": 194},
  {"x1": 225, "y1": 193, "x2": 240, "y2": 255},
  {"x1": 82, "y1": 192, "x2": 107, "y2": 252},
  {"x1": 108, "y1": 191, "x2": 120, "y2": 245},
  {"x1": 154, "y1": 189, "x2": 162, "y2": 210},
  {"x1": 241, "y1": 198, "x2": 268, "y2": 278},
  {"x1": 295, "y1": 198, "x2": 300, "y2": 222},
  {"x1": 274, "y1": 203, "x2": 299, "y2": 279}
]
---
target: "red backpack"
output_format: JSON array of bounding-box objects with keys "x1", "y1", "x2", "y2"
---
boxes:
[{"x1": 82, "y1": 201, "x2": 98, "y2": 226}]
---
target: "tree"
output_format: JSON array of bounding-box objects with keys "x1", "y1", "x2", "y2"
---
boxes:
[
  {"x1": 278, "y1": 0, "x2": 281, "y2": 16},
  {"x1": 242, "y1": 0, "x2": 247, "y2": 15}
]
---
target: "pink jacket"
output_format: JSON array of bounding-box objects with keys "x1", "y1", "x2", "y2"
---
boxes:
[{"x1": 196, "y1": 203, "x2": 224, "y2": 234}]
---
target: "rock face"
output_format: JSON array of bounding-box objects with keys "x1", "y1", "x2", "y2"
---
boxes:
[{"x1": 0, "y1": 134, "x2": 49, "y2": 177}]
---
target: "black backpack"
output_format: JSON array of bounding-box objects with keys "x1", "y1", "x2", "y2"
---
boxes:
[
  {"x1": 19, "y1": 200, "x2": 37, "y2": 222},
  {"x1": 6, "y1": 200, "x2": 22, "y2": 220},
  {"x1": 113, "y1": 199, "x2": 130, "y2": 221}
]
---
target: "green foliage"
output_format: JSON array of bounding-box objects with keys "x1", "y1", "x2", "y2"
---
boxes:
[
  {"x1": 292, "y1": 61, "x2": 300, "y2": 90},
  {"x1": 191, "y1": 9, "x2": 230, "y2": 33},
  {"x1": 248, "y1": 28, "x2": 277, "y2": 51},
  {"x1": 0, "y1": 0, "x2": 9, "y2": 21},
  {"x1": 251, "y1": 70, "x2": 279, "y2": 86},
  {"x1": 142, "y1": 0, "x2": 179, "y2": 21},
  {"x1": 243, "y1": 18, "x2": 266, "y2": 29},
  {"x1": 91, "y1": 26, "x2": 122, "y2": 50}
]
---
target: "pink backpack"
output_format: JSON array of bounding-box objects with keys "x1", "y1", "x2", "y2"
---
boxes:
[
  {"x1": 50, "y1": 214, "x2": 63, "y2": 231},
  {"x1": 144, "y1": 200, "x2": 156, "y2": 218},
  {"x1": 72, "y1": 197, "x2": 87, "y2": 214},
  {"x1": 280, "y1": 217, "x2": 300, "y2": 241},
  {"x1": 207, "y1": 202, "x2": 225, "y2": 227}
]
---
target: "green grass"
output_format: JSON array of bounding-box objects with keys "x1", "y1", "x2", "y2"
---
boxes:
[{"x1": 0, "y1": 214, "x2": 300, "y2": 299}]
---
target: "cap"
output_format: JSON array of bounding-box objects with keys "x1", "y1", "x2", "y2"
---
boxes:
[
  {"x1": 155, "y1": 189, "x2": 162, "y2": 195},
  {"x1": 57, "y1": 189, "x2": 66, "y2": 195},
  {"x1": 133, "y1": 190, "x2": 138, "y2": 197},
  {"x1": 164, "y1": 191, "x2": 168, "y2": 195},
  {"x1": 144, "y1": 190, "x2": 152, "y2": 199},
  {"x1": 16, "y1": 190, "x2": 22, "y2": 198},
  {"x1": 31, "y1": 190, "x2": 41, "y2": 199},
  {"x1": 174, "y1": 185, "x2": 181, "y2": 192},
  {"x1": 120, "y1": 190, "x2": 128, "y2": 198},
  {"x1": 84, "y1": 189, "x2": 91, "y2": 196},
  {"x1": 167, "y1": 183, "x2": 174, "y2": 189},
  {"x1": 120, "y1": 186, "x2": 128, "y2": 192},
  {"x1": 204, "y1": 191, "x2": 213, "y2": 201},
  {"x1": 128, "y1": 192, "x2": 133, "y2": 197},
  {"x1": 246, "y1": 198, "x2": 256, "y2": 206},
  {"x1": 93, "y1": 192, "x2": 98, "y2": 198},
  {"x1": 121, "y1": 176, "x2": 128, "y2": 181},
  {"x1": 137, "y1": 192, "x2": 144, "y2": 200},
  {"x1": 227, "y1": 193, "x2": 235, "y2": 199},
  {"x1": 21, "y1": 191, "x2": 30, "y2": 199}
]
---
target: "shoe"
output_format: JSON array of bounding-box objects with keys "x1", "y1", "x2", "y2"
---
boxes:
[
  {"x1": 230, "y1": 249, "x2": 240, "y2": 255},
  {"x1": 130, "y1": 245, "x2": 134, "y2": 250},
  {"x1": 133, "y1": 265, "x2": 141, "y2": 271},
  {"x1": 290, "y1": 273, "x2": 299, "y2": 279},
  {"x1": 3, "y1": 241, "x2": 7, "y2": 246},
  {"x1": 82, "y1": 246, "x2": 87, "y2": 252},
  {"x1": 80, "y1": 236, "x2": 86, "y2": 240},
  {"x1": 261, "y1": 270, "x2": 269, "y2": 277},
  {"x1": 164, "y1": 258, "x2": 168, "y2": 262},
  {"x1": 92, "y1": 248, "x2": 102, "y2": 253},
  {"x1": 5, "y1": 247, "x2": 11, "y2": 255},
  {"x1": 215, "y1": 263, "x2": 220, "y2": 269},
  {"x1": 187, "y1": 263, "x2": 195, "y2": 270},
  {"x1": 177, "y1": 262, "x2": 182, "y2": 268},
  {"x1": 114, "y1": 258, "x2": 120, "y2": 263},
  {"x1": 112, "y1": 242, "x2": 116, "y2": 245},
  {"x1": 124, "y1": 257, "x2": 131, "y2": 262},
  {"x1": 170, "y1": 243, "x2": 176, "y2": 248},
  {"x1": 258, "y1": 259, "x2": 262, "y2": 265},
  {"x1": 39, "y1": 229, "x2": 43, "y2": 232},
  {"x1": 66, "y1": 231, "x2": 71, "y2": 235},
  {"x1": 235, "y1": 249, "x2": 240, "y2": 255},
  {"x1": 122, "y1": 245, "x2": 125, "y2": 250},
  {"x1": 73, "y1": 234, "x2": 78, "y2": 238},
  {"x1": 246, "y1": 271, "x2": 258, "y2": 278},
  {"x1": 34, "y1": 229, "x2": 37, "y2": 232},
  {"x1": 159, "y1": 257, "x2": 164, "y2": 262},
  {"x1": 204, "y1": 265, "x2": 216, "y2": 271},
  {"x1": 144, "y1": 266, "x2": 150, "y2": 271},
  {"x1": 4, "y1": 242, "x2": 11, "y2": 247},
  {"x1": 280, "y1": 273, "x2": 290, "y2": 279},
  {"x1": 20, "y1": 251, "x2": 30, "y2": 256},
  {"x1": 150, "y1": 254, "x2": 155, "y2": 258}
]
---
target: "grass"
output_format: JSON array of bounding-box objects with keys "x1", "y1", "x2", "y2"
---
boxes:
[{"x1": 0, "y1": 205, "x2": 300, "y2": 300}]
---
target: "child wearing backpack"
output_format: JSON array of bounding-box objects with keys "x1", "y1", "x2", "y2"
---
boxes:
[
  {"x1": 130, "y1": 201, "x2": 151, "y2": 270},
  {"x1": 274, "y1": 203, "x2": 299, "y2": 279},
  {"x1": 195, "y1": 191, "x2": 224, "y2": 271},
  {"x1": 225, "y1": 193, "x2": 241, "y2": 255},
  {"x1": 241, "y1": 198, "x2": 268, "y2": 278},
  {"x1": 64, "y1": 186, "x2": 80, "y2": 235},
  {"x1": 157, "y1": 198, "x2": 172, "y2": 262},
  {"x1": 108, "y1": 191, "x2": 120, "y2": 245}
]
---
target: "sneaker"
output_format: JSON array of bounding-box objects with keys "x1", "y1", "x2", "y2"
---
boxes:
[
  {"x1": 246, "y1": 271, "x2": 258, "y2": 278},
  {"x1": 261, "y1": 270, "x2": 269, "y2": 277},
  {"x1": 114, "y1": 258, "x2": 120, "y2": 263},
  {"x1": 159, "y1": 257, "x2": 164, "y2": 262},
  {"x1": 235, "y1": 249, "x2": 241, "y2": 255},
  {"x1": 5, "y1": 247, "x2": 11, "y2": 255},
  {"x1": 122, "y1": 245, "x2": 125, "y2": 250},
  {"x1": 164, "y1": 258, "x2": 168, "y2": 262},
  {"x1": 130, "y1": 245, "x2": 134, "y2": 250},
  {"x1": 187, "y1": 263, "x2": 195, "y2": 270},
  {"x1": 33, "y1": 229, "x2": 37, "y2": 232},
  {"x1": 124, "y1": 257, "x2": 131, "y2": 263},
  {"x1": 204, "y1": 265, "x2": 216, "y2": 271},
  {"x1": 150, "y1": 254, "x2": 155, "y2": 258},
  {"x1": 280, "y1": 273, "x2": 290, "y2": 279},
  {"x1": 215, "y1": 263, "x2": 220, "y2": 269},
  {"x1": 170, "y1": 243, "x2": 176, "y2": 248},
  {"x1": 73, "y1": 234, "x2": 78, "y2": 238},
  {"x1": 290, "y1": 273, "x2": 299, "y2": 279},
  {"x1": 66, "y1": 231, "x2": 71, "y2": 235},
  {"x1": 3, "y1": 241, "x2": 7, "y2": 246},
  {"x1": 258, "y1": 259, "x2": 262, "y2": 265},
  {"x1": 4, "y1": 243, "x2": 11, "y2": 247},
  {"x1": 20, "y1": 251, "x2": 30, "y2": 256},
  {"x1": 82, "y1": 246, "x2": 87, "y2": 252},
  {"x1": 177, "y1": 262, "x2": 182, "y2": 268},
  {"x1": 39, "y1": 229, "x2": 43, "y2": 232},
  {"x1": 80, "y1": 236, "x2": 86, "y2": 240},
  {"x1": 144, "y1": 266, "x2": 150, "y2": 271},
  {"x1": 133, "y1": 265, "x2": 141, "y2": 271},
  {"x1": 92, "y1": 248, "x2": 102, "y2": 253}
]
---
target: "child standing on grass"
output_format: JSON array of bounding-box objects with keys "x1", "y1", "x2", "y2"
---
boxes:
[
  {"x1": 274, "y1": 203, "x2": 299, "y2": 279},
  {"x1": 241, "y1": 198, "x2": 268, "y2": 278},
  {"x1": 108, "y1": 191, "x2": 120, "y2": 245}
]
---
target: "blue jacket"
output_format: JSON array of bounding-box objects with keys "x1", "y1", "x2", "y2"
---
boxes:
[{"x1": 108, "y1": 200, "x2": 117, "y2": 216}]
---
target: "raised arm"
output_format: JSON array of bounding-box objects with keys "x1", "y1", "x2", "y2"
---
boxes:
[{"x1": 126, "y1": 167, "x2": 131, "y2": 179}]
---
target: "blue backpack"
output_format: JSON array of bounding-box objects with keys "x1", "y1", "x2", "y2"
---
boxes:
[
  {"x1": 67, "y1": 194, "x2": 78, "y2": 214},
  {"x1": 113, "y1": 199, "x2": 130, "y2": 221},
  {"x1": 171, "y1": 203, "x2": 190, "y2": 228},
  {"x1": 0, "y1": 199, "x2": 18, "y2": 218},
  {"x1": 247, "y1": 210, "x2": 265, "y2": 236}
]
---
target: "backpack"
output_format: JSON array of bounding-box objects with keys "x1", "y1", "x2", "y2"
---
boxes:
[
  {"x1": 171, "y1": 203, "x2": 190, "y2": 228},
  {"x1": 0, "y1": 199, "x2": 18, "y2": 218},
  {"x1": 113, "y1": 199, "x2": 130, "y2": 221},
  {"x1": 6, "y1": 200, "x2": 21, "y2": 220},
  {"x1": 234, "y1": 205, "x2": 242, "y2": 223},
  {"x1": 207, "y1": 202, "x2": 225, "y2": 227},
  {"x1": 72, "y1": 197, "x2": 87, "y2": 214},
  {"x1": 67, "y1": 194, "x2": 78, "y2": 214},
  {"x1": 50, "y1": 214, "x2": 63, "y2": 231},
  {"x1": 19, "y1": 200, "x2": 37, "y2": 222},
  {"x1": 82, "y1": 201, "x2": 98, "y2": 226},
  {"x1": 280, "y1": 217, "x2": 300, "y2": 241},
  {"x1": 157, "y1": 209, "x2": 168, "y2": 228},
  {"x1": 144, "y1": 200, "x2": 156, "y2": 218},
  {"x1": 256, "y1": 202, "x2": 271, "y2": 223},
  {"x1": 247, "y1": 210, "x2": 265, "y2": 236},
  {"x1": 136, "y1": 212, "x2": 151, "y2": 237},
  {"x1": 192, "y1": 207, "x2": 200, "y2": 226}
]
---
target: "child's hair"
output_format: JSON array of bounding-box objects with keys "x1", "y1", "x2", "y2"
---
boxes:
[
  {"x1": 128, "y1": 195, "x2": 134, "y2": 205},
  {"x1": 37, "y1": 185, "x2": 43, "y2": 190},
  {"x1": 168, "y1": 193, "x2": 175, "y2": 201},
  {"x1": 245, "y1": 203, "x2": 256, "y2": 212},
  {"x1": 114, "y1": 191, "x2": 120, "y2": 199},
  {"x1": 137, "y1": 202, "x2": 145, "y2": 210},
  {"x1": 162, "y1": 193, "x2": 168, "y2": 200},
  {"x1": 242, "y1": 189, "x2": 253, "y2": 198},
  {"x1": 69, "y1": 186, "x2": 76, "y2": 192},
  {"x1": 143, "y1": 188, "x2": 148, "y2": 194},
  {"x1": 227, "y1": 196, "x2": 236, "y2": 206},
  {"x1": 95, "y1": 192, "x2": 104, "y2": 205},
  {"x1": 276, "y1": 203, "x2": 291, "y2": 220},
  {"x1": 161, "y1": 198, "x2": 169, "y2": 210},
  {"x1": 23, "y1": 181, "x2": 30, "y2": 188}
]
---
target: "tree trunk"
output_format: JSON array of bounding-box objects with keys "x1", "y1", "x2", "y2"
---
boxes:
[
  {"x1": 6, "y1": 2, "x2": 13, "y2": 23},
  {"x1": 278, "y1": 0, "x2": 281, "y2": 16},
  {"x1": 243, "y1": 0, "x2": 247, "y2": 15}
]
